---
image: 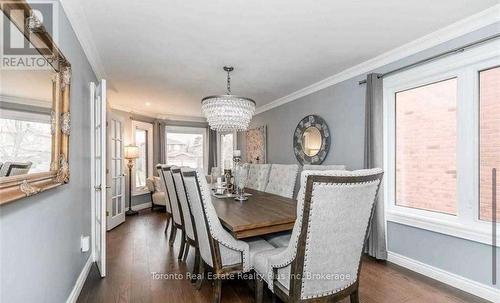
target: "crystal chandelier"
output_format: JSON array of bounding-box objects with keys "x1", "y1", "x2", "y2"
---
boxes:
[{"x1": 201, "y1": 66, "x2": 255, "y2": 132}]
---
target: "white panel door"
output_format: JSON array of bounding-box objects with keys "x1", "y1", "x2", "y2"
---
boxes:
[
  {"x1": 107, "y1": 112, "x2": 126, "y2": 230},
  {"x1": 91, "y1": 80, "x2": 107, "y2": 277}
]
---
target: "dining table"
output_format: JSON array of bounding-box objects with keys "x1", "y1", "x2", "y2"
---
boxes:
[{"x1": 211, "y1": 188, "x2": 297, "y2": 239}]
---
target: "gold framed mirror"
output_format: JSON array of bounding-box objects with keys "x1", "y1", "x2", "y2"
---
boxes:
[{"x1": 0, "y1": 1, "x2": 71, "y2": 205}]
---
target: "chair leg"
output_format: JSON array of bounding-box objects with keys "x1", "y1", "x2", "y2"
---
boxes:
[
  {"x1": 195, "y1": 261, "x2": 205, "y2": 290},
  {"x1": 169, "y1": 225, "x2": 177, "y2": 246},
  {"x1": 350, "y1": 289, "x2": 359, "y2": 303},
  {"x1": 178, "y1": 230, "x2": 186, "y2": 260},
  {"x1": 164, "y1": 215, "x2": 171, "y2": 234},
  {"x1": 191, "y1": 247, "x2": 200, "y2": 283},
  {"x1": 255, "y1": 275, "x2": 264, "y2": 303},
  {"x1": 212, "y1": 278, "x2": 222, "y2": 303},
  {"x1": 182, "y1": 242, "x2": 190, "y2": 262}
]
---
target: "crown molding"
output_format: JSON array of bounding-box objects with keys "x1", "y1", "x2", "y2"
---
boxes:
[
  {"x1": 58, "y1": 0, "x2": 106, "y2": 80},
  {"x1": 255, "y1": 4, "x2": 500, "y2": 115},
  {"x1": 109, "y1": 103, "x2": 207, "y2": 123}
]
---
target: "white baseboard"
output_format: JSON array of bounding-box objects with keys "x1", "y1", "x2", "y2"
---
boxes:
[
  {"x1": 66, "y1": 256, "x2": 93, "y2": 303},
  {"x1": 131, "y1": 202, "x2": 152, "y2": 211},
  {"x1": 387, "y1": 251, "x2": 500, "y2": 302}
]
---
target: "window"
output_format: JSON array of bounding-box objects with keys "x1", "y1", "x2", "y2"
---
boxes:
[
  {"x1": 219, "y1": 132, "x2": 236, "y2": 171},
  {"x1": 384, "y1": 40, "x2": 499, "y2": 245},
  {"x1": 395, "y1": 78, "x2": 457, "y2": 215},
  {"x1": 479, "y1": 66, "x2": 500, "y2": 222},
  {"x1": 0, "y1": 110, "x2": 51, "y2": 173},
  {"x1": 165, "y1": 126, "x2": 207, "y2": 171},
  {"x1": 132, "y1": 120, "x2": 153, "y2": 194}
]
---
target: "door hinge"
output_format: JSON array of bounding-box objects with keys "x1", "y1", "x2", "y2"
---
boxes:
[{"x1": 106, "y1": 211, "x2": 109, "y2": 217}]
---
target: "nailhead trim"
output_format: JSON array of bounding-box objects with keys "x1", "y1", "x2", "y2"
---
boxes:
[
  {"x1": 265, "y1": 168, "x2": 382, "y2": 295},
  {"x1": 194, "y1": 170, "x2": 250, "y2": 272}
]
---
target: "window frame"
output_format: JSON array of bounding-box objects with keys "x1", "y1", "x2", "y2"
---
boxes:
[
  {"x1": 131, "y1": 120, "x2": 153, "y2": 196},
  {"x1": 217, "y1": 131, "x2": 237, "y2": 171},
  {"x1": 165, "y1": 125, "x2": 208, "y2": 173},
  {"x1": 383, "y1": 40, "x2": 500, "y2": 246}
]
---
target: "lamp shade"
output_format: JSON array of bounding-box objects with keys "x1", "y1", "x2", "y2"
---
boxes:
[{"x1": 124, "y1": 144, "x2": 139, "y2": 159}]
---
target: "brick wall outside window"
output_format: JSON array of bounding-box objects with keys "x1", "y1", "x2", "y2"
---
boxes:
[
  {"x1": 395, "y1": 78, "x2": 457, "y2": 215},
  {"x1": 479, "y1": 66, "x2": 500, "y2": 222}
]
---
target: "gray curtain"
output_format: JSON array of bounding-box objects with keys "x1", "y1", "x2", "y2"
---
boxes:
[
  {"x1": 364, "y1": 73, "x2": 387, "y2": 260},
  {"x1": 208, "y1": 128, "x2": 217, "y2": 171},
  {"x1": 153, "y1": 121, "x2": 166, "y2": 176}
]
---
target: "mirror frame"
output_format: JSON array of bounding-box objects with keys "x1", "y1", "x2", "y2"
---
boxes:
[
  {"x1": 293, "y1": 115, "x2": 330, "y2": 165},
  {"x1": 0, "y1": 1, "x2": 72, "y2": 205}
]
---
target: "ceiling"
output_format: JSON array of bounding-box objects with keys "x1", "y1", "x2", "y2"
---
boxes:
[{"x1": 63, "y1": 0, "x2": 499, "y2": 118}]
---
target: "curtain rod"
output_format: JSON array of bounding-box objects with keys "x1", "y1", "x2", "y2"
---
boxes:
[{"x1": 358, "y1": 33, "x2": 500, "y2": 85}]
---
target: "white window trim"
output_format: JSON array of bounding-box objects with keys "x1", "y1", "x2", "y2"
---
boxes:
[
  {"x1": 165, "y1": 125, "x2": 209, "y2": 174},
  {"x1": 217, "y1": 131, "x2": 237, "y2": 171},
  {"x1": 131, "y1": 120, "x2": 153, "y2": 196},
  {"x1": 383, "y1": 40, "x2": 500, "y2": 246}
]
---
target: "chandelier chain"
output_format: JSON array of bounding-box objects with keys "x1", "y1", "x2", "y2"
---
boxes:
[{"x1": 226, "y1": 69, "x2": 231, "y2": 94}]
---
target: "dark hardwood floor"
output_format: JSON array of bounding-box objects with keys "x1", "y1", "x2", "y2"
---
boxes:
[{"x1": 77, "y1": 209, "x2": 489, "y2": 303}]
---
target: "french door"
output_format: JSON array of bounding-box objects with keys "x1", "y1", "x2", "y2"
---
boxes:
[
  {"x1": 107, "y1": 112, "x2": 126, "y2": 230},
  {"x1": 91, "y1": 80, "x2": 107, "y2": 277}
]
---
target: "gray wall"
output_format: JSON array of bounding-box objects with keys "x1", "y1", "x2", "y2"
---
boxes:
[
  {"x1": 239, "y1": 22, "x2": 500, "y2": 288},
  {"x1": 0, "y1": 6, "x2": 98, "y2": 303}
]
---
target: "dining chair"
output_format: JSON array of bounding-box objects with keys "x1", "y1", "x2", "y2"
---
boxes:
[
  {"x1": 302, "y1": 164, "x2": 346, "y2": 171},
  {"x1": 159, "y1": 165, "x2": 185, "y2": 253},
  {"x1": 247, "y1": 164, "x2": 271, "y2": 191},
  {"x1": 172, "y1": 167, "x2": 198, "y2": 263},
  {"x1": 0, "y1": 161, "x2": 32, "y2": 177},
  {"x1": 254, "y1": 168, "x2": 384, "y2": 303},
  {"x1": 265, "y1": 167, "x2": 346, "y2": 248},
  {"x1": 264, "y1": 164, "x2": 299, "y2": 198},
  {"x1": 156, "y1": 164, "x2": 173, "y2": 234},
  {"x1": 181, "y1": 168, "x2": 275, "y2": 303}
]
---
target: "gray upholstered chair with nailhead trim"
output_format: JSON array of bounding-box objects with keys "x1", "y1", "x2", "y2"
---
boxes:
[
  {"x1": 246, "y1": 164, "x2": 271, "y2": 191},
  {"x1": 181, "y1": 168, "x2": 275, "y2": 303},
  {"x1": 264, "y1": 164, "x2": 299, "y2": 198},
  {"x1": 266, "y1": 165, "x2": 347, "y2": 248},
  {"x1": 171, "y1": 167, "x2": 198, "y2": 264},
  {"x1": 156, "y1": 165, "x2": 173, "y2": 233},
  {"x1": 159, "y1": 165, "x2": 184, "y2": 250},
  {"x1": 254, "y1": 168, "x2": 384, "y2": 303}
]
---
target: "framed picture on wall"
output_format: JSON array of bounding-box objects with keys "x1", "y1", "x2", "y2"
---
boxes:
[{"x1": 245, "y1": 125, "x2": 267, "y2": 164}]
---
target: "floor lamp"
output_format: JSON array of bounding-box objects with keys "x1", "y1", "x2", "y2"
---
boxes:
[{"x1": 124, "y1": 144, "x2": 139, "y2": 216}]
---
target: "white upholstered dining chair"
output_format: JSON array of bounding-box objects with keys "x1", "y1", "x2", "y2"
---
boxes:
[
  {"x1": 302, "y1": 164, "x2": 346, "y2": 171},
  {"x1": 181, "y1": 168, "x2": 275, "y2": 303},
  {"x1": 254, "y1": 168, "x2": 384, "y2": 303},
  {"x1": 171, "y1": 167, "x2": 198, "y2": 263},
  {"x1": 246, "y1": 164, "x2": 271, "y2": 191},
  {"x1": 264, "y1": 164, "x2": 299, "y2": 198},
  {"x1": 266, "y1": 165, "x2": 347, "y2": 247},
  {"x1": 159, "y1": 165, "x2": 184, "y2": 249},
  {"x1": 156, "y1": 164, "x2": 173, "y2": 233}
]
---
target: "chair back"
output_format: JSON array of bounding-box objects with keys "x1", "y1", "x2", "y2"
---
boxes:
[
  {"x1": 155, "y1": 165, "x2": 172, "y2": 213},
  {"x1": 159, "y1": 165, "x2": 182, "y2": 225},
  {"x1": 172, "y1": 167, "x2": 195, "y2": 241},
  {"x1": 264, "y1": 164, "x2": 299, "y2": 198},
  {"x1": 288, "y1": 169, "x2": 383, "y2": 300},
  {"x1": 302, "y1": 164, "x2": 346, "y2": 171},
  {"x1": 247, "y1": 164, "x2": 271, "y2": 191},
  {"x1": 181, "y1": 168, "x2": 215, "y2": 267}
]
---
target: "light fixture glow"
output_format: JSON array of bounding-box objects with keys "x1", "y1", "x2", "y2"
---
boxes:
[{"x1": 201, "y1": 66, "x2": 255, "y2": 132}]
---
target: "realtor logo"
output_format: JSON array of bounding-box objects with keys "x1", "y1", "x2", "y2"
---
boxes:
[{"x1": 1, "y1": 0, "x2": 59, "y2": 70}]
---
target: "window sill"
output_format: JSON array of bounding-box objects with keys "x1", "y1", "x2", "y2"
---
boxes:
[
  {"x1": 132, "y1": 189, "x2": 149, "y2": 196},
  {"x1": 386, "y1": 210, "x2": 498, "y2": 247}
]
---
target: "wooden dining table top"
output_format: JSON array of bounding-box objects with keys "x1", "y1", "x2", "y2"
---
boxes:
[{"x1": 211, "y1": 188, "x2": 297, "y2": 239}]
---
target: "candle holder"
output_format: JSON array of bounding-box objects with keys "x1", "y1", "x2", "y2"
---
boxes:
[{"x1": 234, "y1": 163, "x2": 249, "y2": 201}]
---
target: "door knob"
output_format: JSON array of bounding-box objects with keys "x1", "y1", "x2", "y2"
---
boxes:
[{"x1": 94, "y1": 185, "x2": 102, "y2": 191}]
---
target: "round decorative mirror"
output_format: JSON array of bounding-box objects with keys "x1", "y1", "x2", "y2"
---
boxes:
[{"x1": 293, "y1": 115, "x2": 330, "y2": 164}]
